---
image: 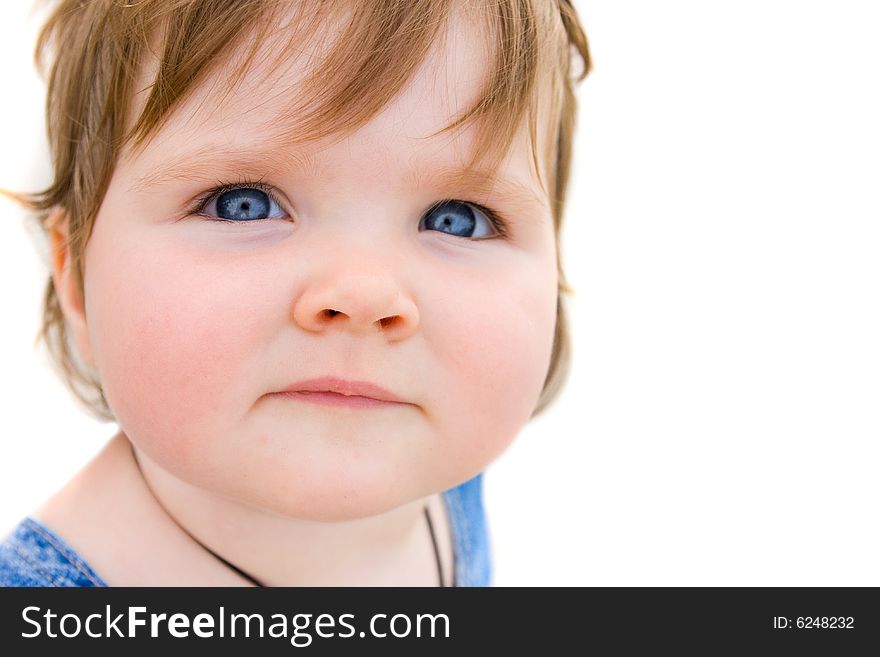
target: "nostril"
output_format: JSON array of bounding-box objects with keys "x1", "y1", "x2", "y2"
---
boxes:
[{"x1": 325, "y1": 309, "x2": 341, "y2": 317}]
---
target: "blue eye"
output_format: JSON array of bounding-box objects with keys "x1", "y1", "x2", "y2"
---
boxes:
[
  {"x1": 193, "y1": 182, "x2": 286, "y2": 223},
  {"x1": 420, "y1": 200, "x2": 500, "y2": 240},
  {"x1": 189, "y1": 179, "x2": 509, "y2": 239}
]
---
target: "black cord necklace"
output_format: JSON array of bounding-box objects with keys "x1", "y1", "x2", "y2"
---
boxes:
[{"x1": 130, "y1": 445, "x2": 450, "y2": 586}]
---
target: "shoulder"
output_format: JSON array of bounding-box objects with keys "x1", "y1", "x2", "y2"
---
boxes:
[
  {"x1": 0, "y1": 518, "x2": 56, "y2": 586},
  {"x1": 442, "y1": 472, "x2": 493, "y2": 587},
  {"x1": 0, "y1": 517, "x2": 107, "y2": 587}
]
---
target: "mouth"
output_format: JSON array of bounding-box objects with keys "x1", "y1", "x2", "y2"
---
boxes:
[
  {"x1": 270, "y1": 376, "x2": 411, "y2": 409},
  {"x1": 272, "y1": 390, "x2": 406, "y2": 409}
]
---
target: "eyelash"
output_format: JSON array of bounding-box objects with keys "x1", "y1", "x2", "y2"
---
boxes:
[{"x1": 186, "y1": 176, "x2": 511, "y2": 239}]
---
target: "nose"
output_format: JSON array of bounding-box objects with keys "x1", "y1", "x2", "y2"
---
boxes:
[{"x1": 293, "y1": 268, "x2": 419, "y2": 339}]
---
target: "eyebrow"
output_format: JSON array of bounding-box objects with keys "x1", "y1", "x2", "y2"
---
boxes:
[
  {"x1": 128, "y1": 144, "x2": 549, "y2": 212},
  {"x1": 128, "y1": 144, "x2": 319, "y2": 193}
]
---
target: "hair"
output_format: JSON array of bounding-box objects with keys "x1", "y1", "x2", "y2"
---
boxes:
[{"x1": 1, "y1": 0, "x2": 590, "y2": 423}]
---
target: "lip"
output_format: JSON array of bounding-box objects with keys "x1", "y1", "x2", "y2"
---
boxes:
[{"x1": 272, "y1": 376, "x2": 410, "y2": 405}]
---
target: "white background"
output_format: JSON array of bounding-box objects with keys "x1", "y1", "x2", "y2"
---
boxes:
[{"x1": 2, "y1": 1, "x2": 879, "y2": 586}]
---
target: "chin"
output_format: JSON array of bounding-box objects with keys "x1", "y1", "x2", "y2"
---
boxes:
[{"x1": 226, "y1": 474, "x2": 424, "y2": 523}]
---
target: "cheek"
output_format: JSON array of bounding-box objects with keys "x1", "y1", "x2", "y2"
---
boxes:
[
  {"x1": 84, "y1": 235, "x2": 265, "y2": 479},
  {"x1": 429, "y1": 257, "x2": 557, "y2": 474}
]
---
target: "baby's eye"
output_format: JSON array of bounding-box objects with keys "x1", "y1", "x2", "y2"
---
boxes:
[
  {"x1": 193, "y1": 182, "x2": 286, "y2": 223},
  {"x1": 420, "y1": 200, "x2": 501, "y2": 240},
  {"x1": 190, "y1": 180, "x2": 508, "y2": 239}
]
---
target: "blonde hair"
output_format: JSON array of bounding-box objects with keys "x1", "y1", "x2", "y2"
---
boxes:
[{"x1": 2, "y1": 0, "x2": 590, "y2": 422}]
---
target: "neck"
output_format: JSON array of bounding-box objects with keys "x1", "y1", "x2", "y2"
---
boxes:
[{"x1": 126, "y1": 438, "x2": 448, "y2": 586}]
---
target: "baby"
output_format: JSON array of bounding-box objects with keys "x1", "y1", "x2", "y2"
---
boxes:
[{"x1": 0, "y1": 0, "x2": 590, "y2": 586}]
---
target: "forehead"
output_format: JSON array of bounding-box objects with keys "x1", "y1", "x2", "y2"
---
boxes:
[{"x1": 120, "y1": 1, "x2": 552, "y2": 202}]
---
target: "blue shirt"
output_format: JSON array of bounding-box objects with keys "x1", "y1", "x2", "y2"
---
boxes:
[{"x1": 0, "y1": 472, "x2": 491, "y2": 587}]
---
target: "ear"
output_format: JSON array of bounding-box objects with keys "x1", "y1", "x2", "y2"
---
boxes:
[{"x1": 46, "y1": 207, "x2": 96, "y2": 370}]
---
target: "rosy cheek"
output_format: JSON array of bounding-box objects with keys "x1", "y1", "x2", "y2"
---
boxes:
[
  {"x1": 434, "y1": 270, "x2": 556, "y2": 467},
  {"x1": 86, "y1": 242, "x2": 256, "y2": 468}
]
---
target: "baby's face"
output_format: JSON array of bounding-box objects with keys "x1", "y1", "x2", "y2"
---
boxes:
[{"x1": 78, "y1": 6, "x2": 558, "y2": 520}]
